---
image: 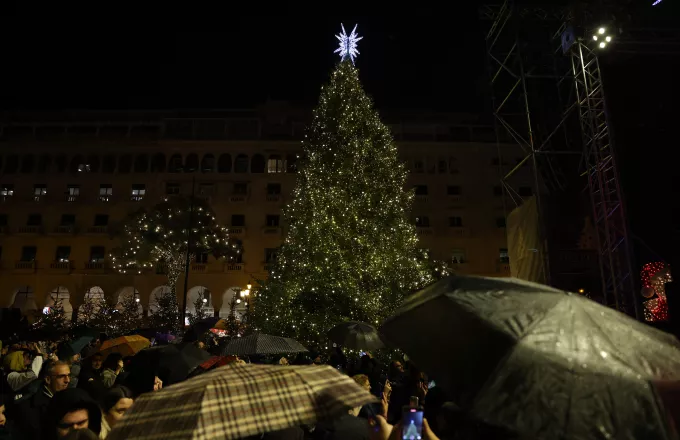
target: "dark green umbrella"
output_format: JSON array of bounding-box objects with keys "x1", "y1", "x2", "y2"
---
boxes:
[
  {"x1": 57, "y1": 336, "x2": 94, "y2": 359},
  {"x1": 380, "y1": 276, "x2": 680, "y2": 440},
  {"x1": 327, "y1": 321, "x2": 384, "y2": 350}
]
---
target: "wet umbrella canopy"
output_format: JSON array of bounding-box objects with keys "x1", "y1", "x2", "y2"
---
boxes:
[
  {"x1": 380, "y1": 276, "x2": 680, "y2": 439},
  {"x1": 327, "y1": 321, "x2": 384, "y2": 350}
]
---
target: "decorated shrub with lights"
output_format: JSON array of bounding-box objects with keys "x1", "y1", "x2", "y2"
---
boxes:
[
  {"x1": 641, "y1": 262, "x2": 672, "y2": 322},
  {"x1": 113, "y1": 196, "x2": 239, "y2": 332},
  {"x1": 253, "y1": 26, "x2": 437, "y2": 346}
]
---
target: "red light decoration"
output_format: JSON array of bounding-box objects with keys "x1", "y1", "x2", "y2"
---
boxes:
[{"x1": 641, "y1": 262, "x2": 672, "y2": 322}]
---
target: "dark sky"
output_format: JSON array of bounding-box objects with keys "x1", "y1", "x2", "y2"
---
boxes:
[{"x1": 0, "y1": 2, "x2": 678, "y2": 265}]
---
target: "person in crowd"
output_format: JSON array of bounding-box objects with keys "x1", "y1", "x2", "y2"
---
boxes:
[
  {"x1": 46, "y1": 388, "x2": 101, "y2": 439},
  {"x1": 78, "y1": 354, "x2": 103, "y2": 385},
  {"x1": 61, "y1": 429, "x2": 99, "y2": 440},
  {"x1": 313, "y1": 374, "x2": 376, "y2": 440},
  {"x1": 97, "y1": 385, "x2": 134, "y2": 438},
  {"x1": 99, "y1": 355, "x2": 123, "y2": 388},
  {"x1": 3, "y1": 344, "x2": 44, "y2": 392},
  {"x1": 0, "y1": 394, "x2": 14, "y2": 439},
  {"x1": 278, "y1": 357, "x2": 289, "y2": 366},
  {"x1": 11, "y1": 360, "x2": 71, "y2": 439},
  {"x1": 387, "y1": 363, "x2": 427, "y2": 424}
]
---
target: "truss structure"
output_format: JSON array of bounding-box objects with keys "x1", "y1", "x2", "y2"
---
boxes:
[{"x1": 482, "y1": 0, "x2": 640, "y2": 318}]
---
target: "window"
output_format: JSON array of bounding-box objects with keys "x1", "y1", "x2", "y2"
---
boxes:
[
  {"x1": 286, "y1": 154, "x2": 298, "y2": 173},
  {"x1": 1, "y1": 184, "x2": 14, "y2": 200},
  {"x1": 267, "y1": 155, "x2": 286, "y2": 173},
  {"x1": 165, "y1": 183, "x2": 180, "y2": 195},
  {"x1": 184, "y1": 154, "x2": 199, "y2": 172},
  {"x1": 34, "y1": 185, "x2": 47, "y2": 201},
  {"x1": 427, "y1": 159, "x2": 436, "y2": 174},
  {"x1": 217, "y1": 154, "x2": 232, "y2": 173},
  {"x1": 55, "y1": 246, "x2": 71, "y2": 262},
  {"x1": 4, "y1": 155, "x2": 18, "y2": 174},
  {"x1": 60, "y1": 214, "x2": 76, "y2": 226},
  {"x1": 413, "y1": 159, "x2": 424, "y2": 173},
  {"x1": 233, "y1": 183, "x2": 248, "y2": 195},
  {"x1": 94, "y1": 215, "x2": 109, "y2": 227},
  {"x1": 451, "y1": 249, "x2": 466, "y2": 264},
  {"x1": 169, "y1": 154, "x2": 183, "y2": 173},
  {"x1": 267, "y1": 183, "x2": 281, "y2": 195},
  {"x1": 21, "y1": 246, "x2": 37, "y2": 261},
  {"x1": 415, "y1": 217, "x2": 430, "y2": 227},
  {"x1": 201, "y1": 154, "x2": 215, "y2": 173},
  {"x1": 27, "y1": 214, "x2": 42, "y2": 226},
  {"x1": 496, "y1": 217, "x2": 506, "y2": 228},
  {"x1": 231, "y1": 215, "x2": 245, "y2": 227},
  {"x1": 234, "y1": 154, "x2": 249, "y2": 173},
  {"x1": 150, "y1": 153, "x2": 166, "y2": 172},
  {"x1": 99, "y1": 184, "x2": 113, "y2": 202},
  {"x1": 0, "y1": 214, "x2": 7, "y2": 226},
  {"x1": 198, "y1": 183, "x2": 214, "y2": 195},
  {"x1": 67, "y1": 185, "x2": 80, "y2": 202},
  {"x1": 493, "y1": 186, "x2": 503, "y2": 197},
  {"x1": 21, "y1": 155, "x2": 35, "y2": 173},
  {"x1": 251, "y1": 154, "x2": 266, "y2": 173},
  {"x1": 499, "y1": 248, "x2": 509, "y2": 263},
  {"x1": 519, "y1": 186, "x2": 533, "y2": 197},
  {"x1": 414, "y1": 185, "x2": 428, "y2": 195},
  {"x1": 448, "y1": 157, "x2": 459, "y2": 174},
  {"x1": 102, "y1": 155, "x2": 116, "y2": 173},
  {"x1": 134, "y1": 155, "x2": 149, "y2": 173},
  {"x1": 89, "y1": 246, "x2": 106, "y2": 263},
  {"x1": 447, "y1": 186, "x2": 461, "y2": 196},
  {"x1": 266, "y1": 215, "x2": 280, "y2": 227},
  {"x1": 38, "y1": 155, "x2": 52, "y2": 173},
  {"x1": 118, "y1": 155, "x2": 133, "y2": 173},
  {"x1": 195, "y1": 252, "x2": 209, "y2": 263},
  {"x1": 55, "y1": 155, "x2": 68, "y2": 173},
  {"x1": 265, "y1": 248, "x2": 278, "y2": 263},
  {"x1": 78, "y1": 163, "x2": 91, "y2": 173},
  {"x1": 131, "y1": 184, "x2": 146, "y2": 201},
  {"x1": 438, "y1": 159, "x2": 447, "y2": 174},
  {"x1": 449, "y1": 216, "x2": 463, "y2": 227}
]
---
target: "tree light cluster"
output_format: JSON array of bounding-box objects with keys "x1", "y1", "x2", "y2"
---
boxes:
[
  {"x1": 641, "y1": 261, "x2": 672, "y2": 322},
  {"x1": 253, "y1": 60, "x2": 445, "y2": 346}
]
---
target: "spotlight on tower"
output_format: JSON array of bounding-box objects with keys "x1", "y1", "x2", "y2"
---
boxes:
[
  {"x1": 599, "y1": 42, "x2": 606, "y2": 48},
  {"x1": 598, "y1": 27, "x2": 605, "y2": 34}
]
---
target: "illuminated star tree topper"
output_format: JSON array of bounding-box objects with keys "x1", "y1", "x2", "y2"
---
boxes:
[{"x1": 334, "y1": 23, "x2": 362, "y2": 63}]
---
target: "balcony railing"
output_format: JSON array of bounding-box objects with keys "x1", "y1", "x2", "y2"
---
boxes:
[
  {"x1": 225, "y1": 263, "x2": 243, "y2": 272},
  {"x1": 87, "y1": 226, "x2": 108, "y2": 234},
  {"x1": 262, "y1": 226, "x2": 281, "y2": 236},
  {"x1": 14, "y1": 261, "x2": 36, "y2": 272},
  {"x1": 416, "y1": 226, "x2": 433, "y2": 235},
  {"x1": 191, "y1": 263, "x2": 207, "y2": 272},
  {"x1": 448, "y1": 195, "x2": 465, "y2": 205},
  {"x1": 66, "y1": 195, "x2": 80, "y2": 202},
  {"x1": 229, "y1": 227, "x2": 246, "y2": 237},
  {"x1": 84, "y1": 262, "x2": 106, "y2": 271},
  {"x1": 449, "y1": 227, "x2": 470, "y2": 237},
  {"x1": 266, "y1": 194, "x2": 281, "y2": 202},
  {"x1": 50, "y1": 261, "x2": 72, "y2": 273},
  {"x1": 55, "y1": 225, "x2": 75, "y2": 234},
  {"x1": 18, "y1": 226, "x2": 41, "y2": 234},
  {"x1": 414, "y1": 195, "x2": 428, "y2": 203},
  {"x1": 229, "y1": 194, "x2": 248, "y2": 203}
]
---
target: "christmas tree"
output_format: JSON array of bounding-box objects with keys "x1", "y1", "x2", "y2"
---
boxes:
[
  {"x1": 33, "y1": 295, "x2": 70, "y2": 334},
  {"x1": 224, "y1": 296, "x2": 246, "y2": 338},
  {"x1": 253, "y1": 26, "x2": 435, "y2": 345},
  {"x1": 188, "y1": 289, "x2": 209, "y2": 326},
  {"x1": 116, "y1": 293, "x2": 143, "y2": 336},
  {"x1": 112, "y1": 196, "x2": 240, "y2": 332}
]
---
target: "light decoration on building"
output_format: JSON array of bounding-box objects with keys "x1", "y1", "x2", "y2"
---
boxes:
[
  {"x1": 334, "y1": 24, "x2": 362, "y2": 64},
  {"x1": 641, "y1": 262, "x2": 672, "y2": 321},
  {"x1": 653, "y1": 0, "x2": 663, "y2": 5}
]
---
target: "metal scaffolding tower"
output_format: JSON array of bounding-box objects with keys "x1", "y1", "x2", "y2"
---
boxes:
[{"x1": 481, "y1": 0, "x2": 639, "y2": 317}]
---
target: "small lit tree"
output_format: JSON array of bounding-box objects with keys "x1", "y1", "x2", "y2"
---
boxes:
[
  {"x1": 33, "y1": 295, "x2": 70, "y2": 334},
  {"x1": 116, "y1": 293, "x2": 143, "y2": 336},
  {"x1": 188, "y1": 289, "x2": 209, "y2": 326},
  {"x1": 89, "y1": 295, "x2": 121, "y2": 338},
  {"x1": 113, "y1": 196, "x2": 240, "y2": 333},
  {"x1": 224, "y1": 296, "x2": 246, "y2": 338}
]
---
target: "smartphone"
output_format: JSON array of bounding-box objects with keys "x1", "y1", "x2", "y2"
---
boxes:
[
  {"x1": 402, "y1": 405, "x2": 423, "y2": 440},
  {"x1": 428, "y1": 380, "x2": 436, "y2": 389},
  {"x1": 359, "y1": 351, "x2": 366, "y2": 357}
]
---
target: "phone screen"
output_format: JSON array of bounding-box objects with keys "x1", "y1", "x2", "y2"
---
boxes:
[
  {"x1": 428, "y1": 380, "x2": 436, "y2": 389},
  {"x1": 402, "y1": 407, "x2": 423, "y2": 440}
]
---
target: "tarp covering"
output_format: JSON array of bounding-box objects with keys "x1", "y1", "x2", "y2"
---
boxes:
[
  {"x1": 506, "y1": 196, "x2": 546, "y2": 284},
  {"x1": 380, "y1": 276, "x2": 680, "y2": 440}
]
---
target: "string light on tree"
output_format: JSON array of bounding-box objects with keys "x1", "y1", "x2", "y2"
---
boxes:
[
  {"x1": 252, "y1": 26, "x2": 447, "y2": 346},
  {"x1": 641, "y1": 261, "x2": 672, "y2": 322}
]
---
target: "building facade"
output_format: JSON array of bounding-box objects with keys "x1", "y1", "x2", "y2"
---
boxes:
[{"x1": 0, "y1": 107, "x2": 531, "y2": 320}]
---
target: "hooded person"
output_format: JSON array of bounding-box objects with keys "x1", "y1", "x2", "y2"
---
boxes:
[
  {"x1": 45, "y1": 388, "x2": 101, "y2": 439},
  {"x1": 3, "y1": 349, "x2": 43, "y2": 392}
]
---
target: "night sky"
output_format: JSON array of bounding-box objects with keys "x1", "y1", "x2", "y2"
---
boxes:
[{"x1": 0, "y1": 3, "x2": 678, "y2": 267}]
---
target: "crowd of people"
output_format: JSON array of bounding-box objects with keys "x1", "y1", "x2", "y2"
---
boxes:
[{"x1": 0, "y1": 338, "x2": 508, "y2": 439}]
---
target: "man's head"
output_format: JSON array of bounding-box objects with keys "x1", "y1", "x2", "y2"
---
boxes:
[
  {"x1": 45, "y1": 361, "x2": 71, "y2": 394},
  {"x1": 48, "y1": 388, "x2": 101, "y2": 439},
  {"x1": 90, "y1": 353, "x2": 103, "y2": 370},
  {"x1": 196, "y1": 341, "x2": 205, "y2": 349}
]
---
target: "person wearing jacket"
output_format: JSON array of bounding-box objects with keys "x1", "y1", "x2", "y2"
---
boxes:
[
  {"x1": 3, "y1": 348, "x2": 43, "y2": 393},
  {"x1": 45, "y1": 388, "x2": 101, "y2": 439}
]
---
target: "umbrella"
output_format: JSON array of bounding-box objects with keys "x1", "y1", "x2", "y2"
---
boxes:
[
  {"x1": 222, "y1": 333, "x2": 308, "y2": 356},
  {"x1": 183, "y1": 317, "x2": 226, "y2": 342},
  {"x1": 380, "y1": 275, "x2": 680, "y2": 440},
  {"x1": 108, "y1": 363, "x2": 375, "y2": 439},
  {"x1": 327, "y1": 321, "x2": 384, "y2": 350},
  {"x1": 57, "y1": 336, "x2": 94, "y2": 359},
  {"x1": 98, "y1": 335, "x2": 150, "y2": 358},
  {"x1": 127, "y1": 343, "x2": 211, "y2": 385}
]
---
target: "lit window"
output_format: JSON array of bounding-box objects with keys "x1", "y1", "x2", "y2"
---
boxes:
[
  {"x1": 267, "y1": 156, "x2": 286, "y2": 173},
  {"x1": 499, "y1": 248, "x2": 509, "y2": 263},
  {"x1": 34, "y1": 185, "x2": 47, "y2": 201},
  {"x1": 451, "y1": 249, "x2": 466, "y2": 264},
  {"x1": 1, "y1": 184, "x2": 14, "y2": 200},
  {"x1": 165, "y1": 183, "x2": 180, "y2": 195},
  {"x1": 99, "y1": 184, "x2": 113, "y2": 202},
  {"x1": 415, "y1": 217, "x2": 430, "y2": 227},
  {"x1": 266, "y1": 215, "x2": 280, "y2": 227},
  {"x1": 67, "y1": 185, "x2": 80, "y2": 202},
  {"x1": 198, "y1": 183, "x2": 214, "y2": 195},
  {"x1": 449, "y1": 216, "x2": 463, "y2": 227},
  {"x1": 131, "y1": 184, "x2": 146, "y2": 201},
  {"x1": 265, "y1": 248, "x2": 278, "y2": 263},
  {"x1": 78, "y1": 164, "x2": 91, "y2": 173}
]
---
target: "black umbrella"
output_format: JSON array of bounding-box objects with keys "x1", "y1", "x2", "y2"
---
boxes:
[
  {"x1": 222, "y1": 333, "x2": 308, "y2": 356},
  {"x1": 57, "y1": 336, "x2": 94, "y2": 359},
  {"x1": 183, "y1": 317, "x2": 222, "y2": 342},
  {"x1": 126, "y1": 343, "x2": 210, "y2": 385},
  {"x1": 327, "y1": 321, "x2": 384, "y2": 350},
  {"x1": 380, "y1": 275, "x2": 680, "y2": 440}
]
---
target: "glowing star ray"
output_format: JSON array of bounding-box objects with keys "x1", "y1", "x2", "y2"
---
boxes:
[{"x1": 335, "y1": 23, "x2": 362, "y2": 63}]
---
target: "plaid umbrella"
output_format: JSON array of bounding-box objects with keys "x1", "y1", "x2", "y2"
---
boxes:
[
  {"x1": 222, "y1": 333, "x2": 308, "y2": 356},
  {"x1": 98, "y1": 335, "x2": 150, "y2": 358},
  {"x1": 328, "y1": 321, "x2": 384, "y2": 350},
  {"x1": 108, "y1": 363, "x2": 376, "y2": 439}
]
